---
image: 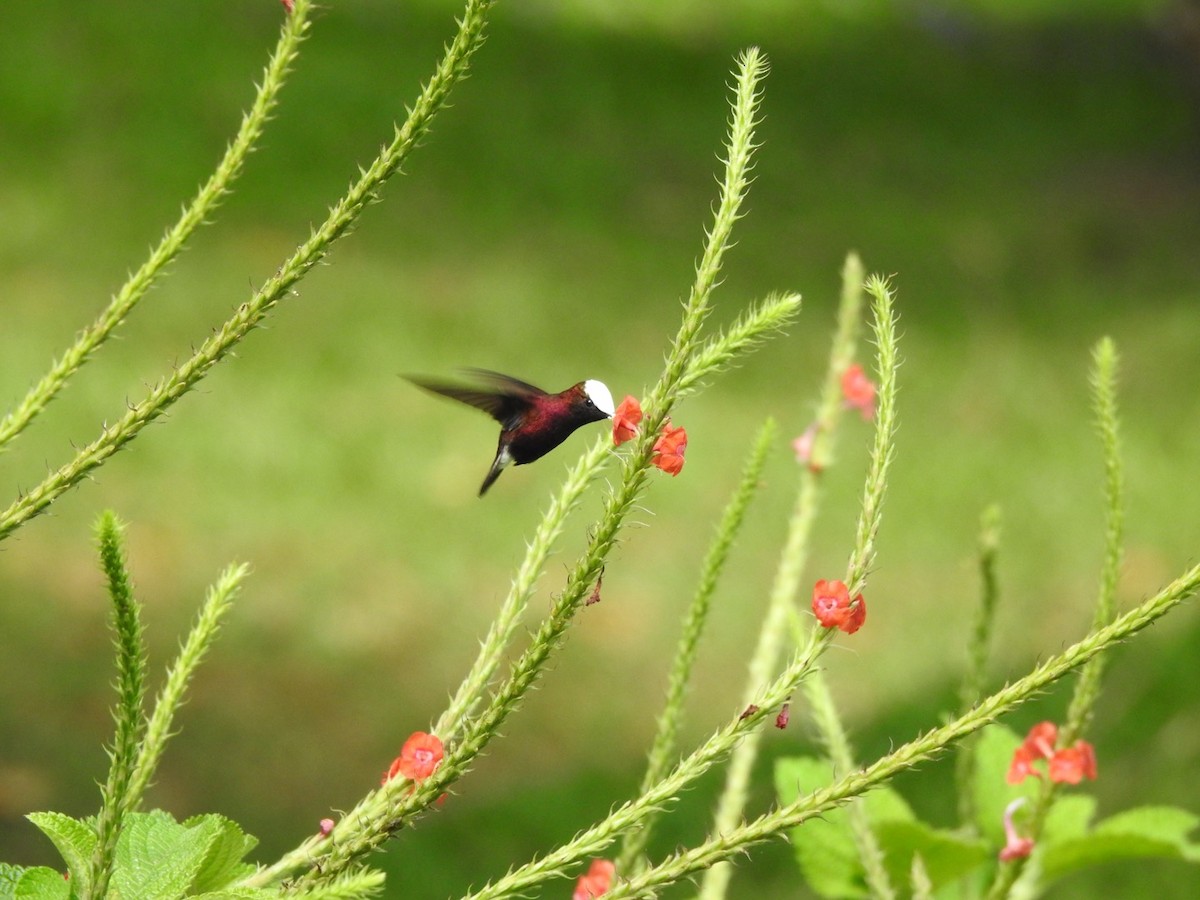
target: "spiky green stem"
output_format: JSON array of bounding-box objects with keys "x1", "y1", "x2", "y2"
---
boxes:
[
  {"x1": 0, "y1": 1, "x2": 312, "y2": 453},
  {"x1": 127, "y1": 564, "x2": 249, "y2": 806},
  {"x1": 86, "y1": 512, "x2": 147, "y2": 900},
  {"x1": 617, "y1": 419, "x2": 776, "y2": 874},
  {"x1": 0, "y1": 0, "x2": 493, "y2": 544},
  {"x1": 956, "y1": 504, "x2": 1002, "y2": 834}
]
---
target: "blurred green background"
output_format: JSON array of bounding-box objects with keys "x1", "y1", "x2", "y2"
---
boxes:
[{"x1": 2, "y1": 0, "x2": 1198, "y2": 895}]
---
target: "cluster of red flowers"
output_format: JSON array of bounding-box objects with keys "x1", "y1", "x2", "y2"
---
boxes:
[
  {"x1": 1007, "y1": 721, "x2": 1097, "y2": 786},
  {"x1": 382, "y1": 731, "x2": 445, "y2": 785},
  {"x1": 572, "y1": 859, "x2": 614, "y2": 899},
  {"x1": 997, "y1": 722, "x2": 1100, "y2": 862},
  {"x1": 612, "y1": 396, "x2": 688, "y2": 476},
  {"x1": 811, "y1": 579, "x2": 866, "y2": 634}
]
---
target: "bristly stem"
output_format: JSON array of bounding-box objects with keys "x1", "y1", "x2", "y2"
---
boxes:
[
  {"x1": 127, "y1": 563, "x2": 249, "y2": 806},
  {"x1": 602, "y1": 559, "x2": 1200, "y2": 898},
  {"x1": 617, "y1": 418, "x2": 776, "y2": 874},
  {"x1": 793, "y1": 275, "x2": 903, "y2": 900},
  {"x1": 699, "y1": 252, "x2": 865, "y2": 900},
  {"x1": 0, "y1": 0, "x2": 313, "y2": 453},
  {"x1": 986, "y1": 337, "x2": 1126, "y2": 899},
  {"x1": 86, "y1": 512, "x2": 147, "y2": 900},
  {"x1": 0, "y1": 0, "x2": 496, "y2": 545},
  {"x1": 956, "y1": 503, "x2": 1002, "y2": 834}
]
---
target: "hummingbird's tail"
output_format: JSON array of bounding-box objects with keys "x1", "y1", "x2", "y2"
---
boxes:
[{"x1": 478, "y1": 445, "x2": 512, "y2": 496}]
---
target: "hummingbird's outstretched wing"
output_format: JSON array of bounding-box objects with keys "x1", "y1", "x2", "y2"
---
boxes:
[{"x1": 406, "y1": 370, "x2": 546, "y2": 426}]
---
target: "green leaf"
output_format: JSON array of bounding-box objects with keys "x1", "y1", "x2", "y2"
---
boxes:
[
  {"x1": 190, "y1": 891, "x2": 279, "y2": 900},
  {"x1": 1042, "y1": 794, "x2": 1096, "y2": 843},
  {"x1": 183, "y1": 815, "x2": 259, "y2": 893},
  {"x1": 25, "y1": 812, "x2": 96, "y2": 893},
  {"x1": 971, "y1": 725, "x2": 1038, "y2": 844},
  {"x1": 875, "y1": 819, "x2": 989, "y2": 892},
  {"x1": 0, "y1": 866, "x2": 71, "y2": 900},
  {"x1": 775, "y1": 756, "x2": 915, "y2": 899},
  {"x1": 1039, "y1": 805, "x2": 1200, "y2": 887},
  {"x1": 111, "y1": 810, "x2": 222, "y2": 899}
]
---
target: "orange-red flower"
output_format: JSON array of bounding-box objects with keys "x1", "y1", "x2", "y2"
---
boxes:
[
  {"x1": 573, "y1": 859, "x2": 615, "y2": 900},
  {"x1": 998, "y1": 798, "x2": 1034, "y2": 862},
  {"x1": 1007, "y1": 722, "x2": 1097, "y2": 786},
  {"x1": 382, "y1": 731, "x2": 444, "y2": 785},
  {"x1": 841, "y1": 363, "x2": 876, "y2": 420},
  {"x1": 281, "y1": 0, "x2": 295, "y2": 12},
  {"x1": 612, "y1": 395, "x2": 643, "y2": 446},
  {"x1": 652, "y1": 424, "x2": 688, "y2": 475},
  {"x1": 1049, "y1": 740, "x2": 1098, "y2": 784},
  {"x1": 811, "y1": 579, "x2": 866, "y2": 634}
]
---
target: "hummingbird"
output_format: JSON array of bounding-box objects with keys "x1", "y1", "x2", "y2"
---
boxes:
[{"x1": 406, "y1": 369, "x2": 615, "y2": 496}]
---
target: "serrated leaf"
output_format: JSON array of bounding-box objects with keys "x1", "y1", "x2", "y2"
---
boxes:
[
  {"x1": 191, "y1": 890, "x2": 279, "y2": 899},
  {"x1": 25, "y1": 812, "x2": 96, "y2": 895},
  {"x1": 875, "y1": 819, "x2": 989, "y2": 892},
  {"x1": 1039, "y1": 805, "x2": 1200, "y2": 886},
  {"x1": 0, "y1": 866, "x2": 71, "y2": 900},
  {"x1": 112, "y1": 810, "x2": 222, "y2": 900},
  {"x1": 182, "y1": 814, "x2": 259, "y2": 893},
  {"x1": 775, "y1": 756, "x2": 915, "y2": 899},
  {"x1": 971, "y1": 725, "x2": 1038, "y2": 844}
]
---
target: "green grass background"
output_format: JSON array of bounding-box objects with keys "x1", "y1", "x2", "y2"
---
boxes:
[{"x1": 1, "y1": 0, "x2": 1198, "y2": 895}]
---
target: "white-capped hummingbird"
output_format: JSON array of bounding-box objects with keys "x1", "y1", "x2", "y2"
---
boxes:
[{"x1": 407, "y1": 369, "x2": 615, "y2": 496}]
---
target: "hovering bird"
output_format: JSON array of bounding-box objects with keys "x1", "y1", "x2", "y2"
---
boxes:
[{"x1": 406, "y1": 369, "x2": 615, "y2": 496}]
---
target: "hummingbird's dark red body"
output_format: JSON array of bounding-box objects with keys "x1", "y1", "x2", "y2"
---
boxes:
[{"x1": 407, "y1": 369, "x2": 615, "y2": 495}]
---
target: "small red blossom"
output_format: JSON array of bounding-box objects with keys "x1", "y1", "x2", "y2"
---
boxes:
[
  {"x1": 1007, "y1": 722, "x2": 1097, "y2": 786},
  {"x1": 998, "y1": 798, "x2": 1035, "y2": 862},
  {"x1": 318, "y1": 817, "x2": 335, "y2": 838},
  {"x1": 572, "y1": 859, "x2": 615, "y2": 900},
  {"x1": 651, "y1": 424, "x2": 688, "y2": 476},
  {"x1": 841, "y1": 363, "x2": 876, "y2": 420},
  {"x1": 811, "y1": 579, "x2": 867, "y2": 634},
  {"x1": 1049, "y1": 740, "x2": 1098, "y2": 785},
  {"x1": 383, "y1": 731, "x2": 444, "y2": 785},
  {"x1": 281, "y1": 0, "x2": 295, "y2": 13},
  {"x1": 612, "y1": 395, "x2": 643, "y2": 446},
  {"x1": 739, "y1": 704, "x2": 760, "y2": 721},
  {"x1": 775, "y1": 703, "x2": 791, "y2": 730}
]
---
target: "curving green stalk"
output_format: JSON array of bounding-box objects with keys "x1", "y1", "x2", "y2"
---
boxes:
[
  {"x1": 956, "y1": 503, "x2": 1002, "y2": 834},
  {"x1": 0, "y1": 0, "x2": 495, "y2": 545},
  {"x1": 0, "y1": 0, "x2": 313, "y2": 452},
  {"x1": 616, "y1": 419, "x2": 776, "y2": 874},
  {"x1": 86, "y1": 513, "x2": 147, "y2": 900}
]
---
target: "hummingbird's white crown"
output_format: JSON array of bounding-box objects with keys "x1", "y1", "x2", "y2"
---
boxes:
[{"x1": 583, "y1": 379, "x2": 615, "y2": 417}]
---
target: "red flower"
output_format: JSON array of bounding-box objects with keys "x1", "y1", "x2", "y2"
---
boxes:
[
  {"x1": 811, "y1": 579, "x2": 867, "y2": 634},
  {"x1": 1049, "y1": 741, "x2": 1098, "y2": 785},
  {"x1": 281, "y1": 0, "x2": 295, "y2": 12},
  {"x1": 612, "y1": 395, "x2": 643, "y2": 446},
  {"x1": 841, "y1": 363, "x2": 876, "y2": 420},
  {"x1": 651, "y1": 424, "x2": 688, "y2": 476},
  {"x1": 383, "y1": 731, "x2": 444, "y2": 785},
  {"x1": 1007, "y1": 721, "x2": 1058, "y2": 784},
  {"x1": 998, "y1": 798, "x2": 1034, "y2": 862},
  {"x1": 318, "y1": 817, "x2": 335, "y2": 837},
  {"x1": 573, "y1": 859, "x2": 615, "y2": 900},
  {"x1": 775, "y1": 703, "x2": 791, "y2": 730}
]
